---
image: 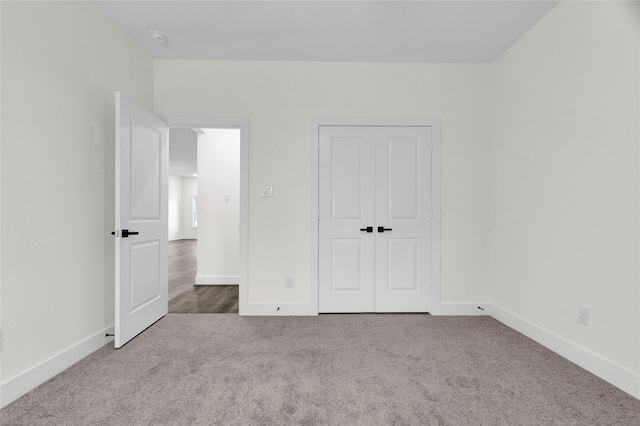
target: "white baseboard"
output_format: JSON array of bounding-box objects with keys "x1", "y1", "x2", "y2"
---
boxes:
[
  {"x1": 241, "y1": 303, "x2": 318, "y2": 316},
  {"x1": 195, "y1": 275, "x2": 239, "y2": 285},
  {"x1": 487, "y1": 304, "x2": 640, "y2": 400},
  {"x1": 241, "y1": 302, "x2": 490, "y2": 317},
  {"x1": 169, "y1": 237, "x2": 196, "y2": 242},
  {"x1": 0, "y1": 325, "x2": 114, "y2": 409},
  {"x1": 429, "y1": 303, "x2": 490, "y2": 316}
]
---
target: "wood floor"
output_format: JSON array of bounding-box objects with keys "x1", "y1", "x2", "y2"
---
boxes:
[{"x1": 168, "y1": 240, "x2": 238, "y2": 313}]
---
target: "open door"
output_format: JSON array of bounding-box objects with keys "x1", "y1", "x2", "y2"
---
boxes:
[{"x1": 114, "y1": 92, "x2": 168, "y2": 348}]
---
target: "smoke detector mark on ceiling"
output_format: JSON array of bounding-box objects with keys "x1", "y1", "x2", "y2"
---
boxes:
[{"x1": 150, "y1": 30, "x2": 167, "y2": 43}]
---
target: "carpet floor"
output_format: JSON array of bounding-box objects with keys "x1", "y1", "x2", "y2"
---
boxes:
[{"x1": 1, "y1": 314, "x2": 638, "y2": 425}]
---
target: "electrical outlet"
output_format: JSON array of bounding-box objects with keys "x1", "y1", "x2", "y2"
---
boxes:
[
  {"x1": 261, "y1": 186, "x2": 273, "y2": 197},
  {"x1": 285, "y1": 276, "x2": 293, "y2": 288},
  {"x1": 578, "y1": 305, "x2": 590, "y2": 326}
]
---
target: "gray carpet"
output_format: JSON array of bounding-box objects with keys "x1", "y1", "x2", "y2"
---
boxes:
[{"x1": 1, "y1": 314, "x2": 639, "y2": 425}]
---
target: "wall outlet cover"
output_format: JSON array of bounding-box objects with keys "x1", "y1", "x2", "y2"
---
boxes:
[
  {"x1": 285, "y1": 276, "x2": 293, "y2": 288},
  {"x1": 578, "y1": 305, "x2": 590, "y2": 326},
  {"x1": 261, "y1": 186, "x2": 273, "y2": 197}
]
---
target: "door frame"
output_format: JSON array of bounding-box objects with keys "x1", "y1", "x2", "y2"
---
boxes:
[
  {"x1": 310, "y1": 117, "x2": 441, "y2": 314},
  {"x1": 161, "y1": 115, "x2": 249, "y2": 315}
]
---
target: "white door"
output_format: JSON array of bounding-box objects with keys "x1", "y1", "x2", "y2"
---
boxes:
[
  {"x1": 319, "y1": 126, "x2": 432, "y2": 313},
  {"x1": 374, "y1": 127, "x2": 432, "y2": 312},
  {"x1": 319, "y1": 127, "x2": 376, "y2": 312},
  {"x1": 114, "y1": 92, "x2": 168, "y2": 348}
]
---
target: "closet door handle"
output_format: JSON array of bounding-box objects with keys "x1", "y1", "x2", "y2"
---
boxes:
[
  {"x1": 360, "y1": 227, "x2": 373, "y2": 233},
  {"x1": 377, "y1": 227, "x2": 392, "y2": 233}
]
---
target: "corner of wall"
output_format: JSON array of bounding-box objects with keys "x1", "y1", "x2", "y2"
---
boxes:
[
  {"x1": 487, "y1": 0, "x2": 640, "y2": 397},
  {"x1": 487, "y1": 304, "x2": 640, "y2": 400},
  {"x1": 0, "y1": 326, "x2": 115, "y2": 409},
  {"x1": 1, "y1": 0, "x2": 154, "y2": 386}
]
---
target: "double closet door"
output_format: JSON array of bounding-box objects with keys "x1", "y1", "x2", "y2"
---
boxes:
[{"x1": 319, "y1": 126, "x2": 433, "y2": 313}]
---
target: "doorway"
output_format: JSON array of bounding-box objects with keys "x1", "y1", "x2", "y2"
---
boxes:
[
  {"x1": 167, "y1": 127, "x2": 242, "y2": 313},
  {"x1": 163, "y1": 115, "x2": 250, "y2": 315}
]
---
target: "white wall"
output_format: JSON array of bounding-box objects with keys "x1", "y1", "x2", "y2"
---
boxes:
[
  {"x1": 0, "y1": 1, "x2": 153, "y2": 381},
  {"x1": 168, "y1": 174, "x2": 182, "y2": 240},
  {"x1": 180, "y1": 177, "x2": 198, "y2": 240},
  {"x1": 154, "y1": 61, "x2": 492, "y2": 304},
  {"x1": 1, "y1": 0, "x2": 637, "y2": 403},
  {"x1": 196, "y1": 130, "x2": 240, "y2": 282},
  {"x1": 491, "y1": 1, "x2": 640, "y2": 375},
  {"x1": 168, "y1": 175, "x2": 198, "y2": 241}
]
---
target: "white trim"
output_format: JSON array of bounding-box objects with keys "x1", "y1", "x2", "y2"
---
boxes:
[
  {"x1": 428, "y1": 119, "x2": 442, "y2": 314},
  {"x1": 195, "y1": 275, "x2": 239, "y2": 285},
  {"x1": 311, "y1": 116, "x2": 441, "y2": 127},
  {"x1": 0, "y1": 326, "x2": 114, "y2": 409},
  {"x1": 242, "y1": 303, "x2": 318, "y2": 316},
  {"x1": 487, "y1": 304, "x2": 640, "y2": 400},
  {"x1": 310, "y1": 117, "x2": 442, "y2": 314},
  {"x1": 309, "y1": 119, "x2": 320, "y2": 315},
  {"x1": 430, "y1": 303, "x2": 489, "y2": 316},
  {"x1": 161, "y1": 115, "x2": 249, "y2": 317}
]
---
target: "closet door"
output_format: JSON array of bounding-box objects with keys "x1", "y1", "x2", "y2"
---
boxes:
[
  {"x1": 318, "y1": 127, "x2": 376, "y2": 312},
  {"x1": 374, "y1": 127, "x2": 432, "y2": 312},
  {"x1": 318, "y1": 125, "x2": 432, "y2": 313}
]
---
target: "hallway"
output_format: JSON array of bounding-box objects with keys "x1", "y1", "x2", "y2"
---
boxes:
[{"x1": 168, "y1": 240, "x2": 239, "y2": 313}]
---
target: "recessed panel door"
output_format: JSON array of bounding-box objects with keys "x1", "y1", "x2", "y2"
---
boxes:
[
  {"x1": 319, "y1": 127, "x2": 376, "y2": 312},
  {"x1": 115, "y1": 92, "x2": 168, "y2": 348},
  {"x1": 318, "y1": 125, "x2": 432, "y2": 313},
  {"x1": 374, "y1": 127, "x2": 432, "y2": 312}
]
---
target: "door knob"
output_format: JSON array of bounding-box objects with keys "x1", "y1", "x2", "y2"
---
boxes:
[
  {"x1": 360, "y1": 226, "x2": 373, "y2": 233},
  {"x1": 377, "y1": 227, "x2": 392, "y2": 233},
  {"x1": 121, "y1": 229, "x2": 139, "y2": 238}
]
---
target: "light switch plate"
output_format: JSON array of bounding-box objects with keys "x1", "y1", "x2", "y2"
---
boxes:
[{"x1": 261, "y1": 186, "x2": 273, "y2": 197}]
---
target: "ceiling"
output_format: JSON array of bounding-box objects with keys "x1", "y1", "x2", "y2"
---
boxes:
[
  {"x1": 97, "y1": 0, "x2": 559, "y2": 63},
  {"x1": 111, "y1": 1, "x2": 559, "y2": 177},
  {"x1": 169, "y1": 128, "x2": 199, "y2": 178}
]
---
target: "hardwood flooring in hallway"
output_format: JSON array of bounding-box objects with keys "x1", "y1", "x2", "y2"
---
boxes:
[{"x1": 168, "y1": 240, "x2": 239, "y2": 313}]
